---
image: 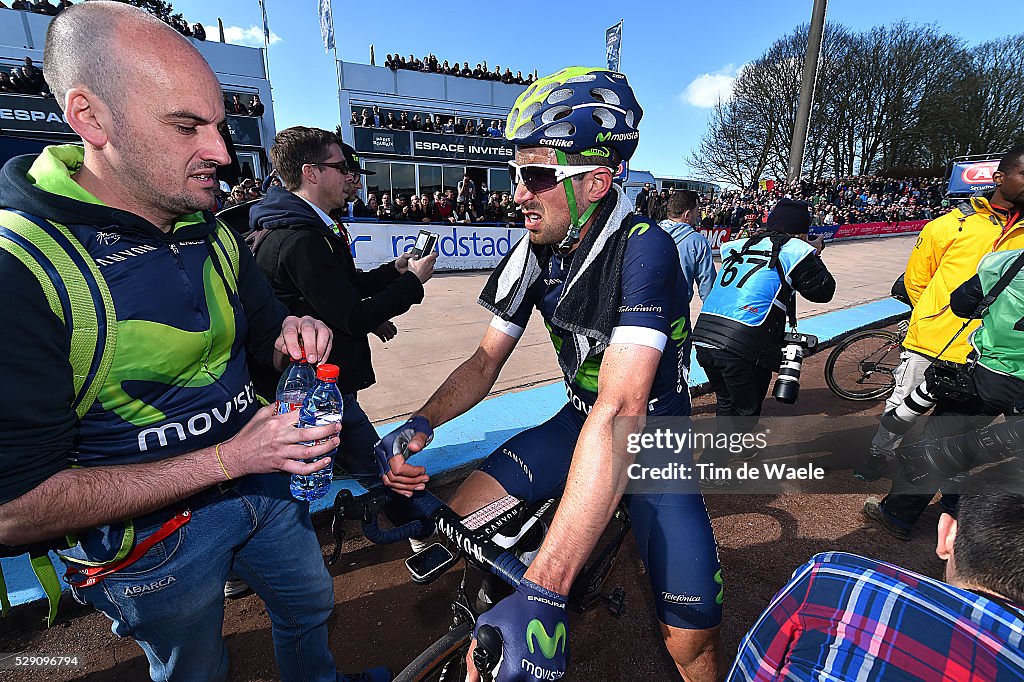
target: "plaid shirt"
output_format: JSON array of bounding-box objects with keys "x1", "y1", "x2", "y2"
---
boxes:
[{"x1": 728, "y1": 552, "x2": 1024, "y2": 681}]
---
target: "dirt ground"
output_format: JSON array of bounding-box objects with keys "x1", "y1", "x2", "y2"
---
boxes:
[{"x1": 0, "y1": 325, "x2": 952, "y2": 682}]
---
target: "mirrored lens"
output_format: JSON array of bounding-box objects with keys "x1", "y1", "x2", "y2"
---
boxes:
[{"x1": 509, "y1": 165, "x2": 560, "y2": 194}]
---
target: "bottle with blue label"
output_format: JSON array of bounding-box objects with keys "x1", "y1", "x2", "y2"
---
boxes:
[
  {"x1": 276, "y1": 352, "x2": 316, "y2": 415},
  {"x1": 290, "y1": 363, "x2": 342, "y2": 502}
]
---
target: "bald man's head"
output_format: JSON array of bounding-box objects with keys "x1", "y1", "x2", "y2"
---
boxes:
[{"x1": 44, "y1": 1, "x2": 215, "y2": 120}]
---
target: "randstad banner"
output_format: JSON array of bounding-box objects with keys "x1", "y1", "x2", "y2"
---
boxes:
[
  {"x1": 346, "y1": 223, "x2": 526, "y2": 270},
  {"x1": 947, "y1": 159, "x2": 999, "y2": 195}
]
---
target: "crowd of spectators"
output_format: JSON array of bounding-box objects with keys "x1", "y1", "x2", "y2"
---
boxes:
[
  {"x1": 0, "y1": 56, "x2": 50, "y2": 97},
  {"x1": 385, "y1": 53, "x2": 534, "y2": 86},
  {"x1": 219, "y1": 176, "x2": 277, "y2": 211},
  {"x1": 352, "y1": 104, "x2": 504, "y2": 138},
  {"x1": 353, "y1": 179, "x2": 521, "y2": 225},
  {"x1": 637, "y1": 175, "x2": 951, "y2": 229},
  {"x1": 1, "y1": 1, "x2": 205, "y2": 38},
  {"x1": 224, "y1": 92, "x2": 265, "y2": 117}
]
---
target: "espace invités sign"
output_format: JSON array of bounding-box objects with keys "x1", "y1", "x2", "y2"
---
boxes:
[{"x1": 347, "y1": 223, "x2": 526, "y2": 270}]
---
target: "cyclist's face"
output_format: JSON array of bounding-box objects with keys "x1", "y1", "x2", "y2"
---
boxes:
[{"x1": 513, "y1": 147, "x2": 574, "y2": 246}]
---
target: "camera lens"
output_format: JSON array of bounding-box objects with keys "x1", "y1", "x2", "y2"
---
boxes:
[{"x1": 773, "y1": 344, "x2": 803, "y2": 404}]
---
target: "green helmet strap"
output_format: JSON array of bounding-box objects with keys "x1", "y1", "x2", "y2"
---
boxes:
[{"x1": 554, "y1": 150, "x2": 601, "y2": 253}]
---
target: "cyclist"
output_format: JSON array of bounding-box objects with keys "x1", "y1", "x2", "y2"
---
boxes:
[
  {"x1": 380, "y1": 67, "x2": 723, "y2": 681},
  {"x1": 0, "y1": 5, "x2": 381, "y2": 681}
]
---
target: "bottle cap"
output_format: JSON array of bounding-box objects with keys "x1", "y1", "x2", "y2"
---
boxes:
[{"x1": 316, "y1": 364, "x2": 339, "y2": 381}]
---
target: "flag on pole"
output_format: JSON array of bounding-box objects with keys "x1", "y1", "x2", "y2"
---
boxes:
[
  {"x1": 370, "y1": 44, "x2": 376, "y2": 66},
  {"x1": 258, "y1": 0, "x2": 270, "y2": 46},
  {"x1": 605, "y1": 20, "x2": 622, "y2": 72},
  {"x1": 318, "y1": 0, "x2": 335, "y2": 53}
]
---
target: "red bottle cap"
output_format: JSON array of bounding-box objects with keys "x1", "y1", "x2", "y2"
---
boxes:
[{"x1": 316, "y1": 364, "x2": 339, "y2": 381}]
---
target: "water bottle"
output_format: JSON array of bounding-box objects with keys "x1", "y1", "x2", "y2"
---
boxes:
[
  {"x1": 276, "y1": 352, "x2": 316, "y2": 415},
  {"x1": 290, "y1": 363, "x2": 343, "y2": 502}
]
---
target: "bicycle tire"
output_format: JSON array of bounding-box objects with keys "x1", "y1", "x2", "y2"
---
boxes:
[
  {"x1": 395, "y1": 621, "x2": 474, "y2": 682},
  {"x1": 825, "y1": 329, "x2": 902, "y2": 401}
]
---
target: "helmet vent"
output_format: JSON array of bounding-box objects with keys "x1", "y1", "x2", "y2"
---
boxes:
[
  {"x1": 513, "y1": 120, "x2": 536, "y2": 138},
  {"x1": 625, "y1": 109, "x2": 635, "y2": 127},
  {"x1": 535, "y1": 82, "x2": 560, "y2": 99},
  {"x1": 520, "y1": 101, "x2": 544, "y2": 123},
  {"x1": 545, "y1": 122, "x2": 575, "y2": 138},
  {"x1": 590, "y1": 87, "x2": 620, "y2": 105},
  {"x1": 565, "y1": 74, "x2": 597, "y2": 84},
  {"x1": 546, "y1": 88, "x2": 573, "y2": 105},
  {"x1": 541, "y1": 105, "x2": 573, "y2": 124},
  {"x1": 592, "y1": 107, "x2": 616, "y2": 129}
]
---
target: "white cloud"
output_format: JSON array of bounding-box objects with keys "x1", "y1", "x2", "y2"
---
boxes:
[
  {"x1": 202, "y1": 24, "x2": 282, "y2": 48},
  {"x1": 680, "y1": 64, "x2": 743, "y2": 108}
]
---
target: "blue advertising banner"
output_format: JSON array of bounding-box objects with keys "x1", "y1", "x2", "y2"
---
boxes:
[{"x1": 947, "y1": 159, "x2": 999, "y2": 195}]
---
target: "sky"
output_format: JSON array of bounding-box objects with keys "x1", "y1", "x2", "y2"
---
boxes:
[{"x1": 170, "y1": 0, "x2": 1024, "y2": 178}]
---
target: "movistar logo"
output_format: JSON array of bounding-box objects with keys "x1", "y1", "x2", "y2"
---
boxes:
[
  {"x1": 670, "y1": 316, "x2": 689, "y2": 344},
  {"x1": 596, "y1": 132, "x2": 611, "y2": 143},
  {"x1": 628, "y1": 222, "x2": 651, "y2": 238},
  {"x1": 581, "y1": 146, "x2": 610, "y2": 158},
  {"x1": 526, "y1": 619, "x2": 566, "y2": 659},
  {"x1": 715, "y1": 569, "x2": 724, "y2": 605}
]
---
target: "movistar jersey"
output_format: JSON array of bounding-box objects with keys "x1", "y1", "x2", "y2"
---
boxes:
[
  {"x1": 0, "y1": 146, "x2": 286, "y2": 502},
  {"x1": 490, "y1": 219, "x2": 691, "y2": 413}
]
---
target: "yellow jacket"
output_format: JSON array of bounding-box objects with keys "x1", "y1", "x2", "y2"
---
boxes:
[{"x1": 903, "y1": 196, "x2": 1024, "y2": 362}]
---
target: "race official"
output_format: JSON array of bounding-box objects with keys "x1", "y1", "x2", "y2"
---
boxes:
[{"x1": 250, "y1": 127, "x2": 436, "y2": 480}]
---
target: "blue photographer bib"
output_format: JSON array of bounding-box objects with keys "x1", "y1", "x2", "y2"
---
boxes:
[{"x1": 700, "y1": 236, "x2": 815, "y2": 327}]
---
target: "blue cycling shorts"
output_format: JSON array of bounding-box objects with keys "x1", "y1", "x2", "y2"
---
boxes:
[{"x1": 478, "y1": 399, "x2": 723, "y2": 630}]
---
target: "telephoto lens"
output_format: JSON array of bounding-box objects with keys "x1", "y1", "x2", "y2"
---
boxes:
[
  {"x1": 879, "y1": 380, "x2": 937, "y2": 435},
  {"x1": 897, "y1": 417, "x2": 1024, "y2": 487},
  {"x1": 773, "y1": 343, "x2": 804, "y2": 404}
]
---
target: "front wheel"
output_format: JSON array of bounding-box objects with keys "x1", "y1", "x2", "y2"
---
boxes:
[
  {"x1": 395, "y1": 621, "x2": 474, "y2": 682},
  {"x1": 824, "y1": 329, "x2": 902, "y2": 401}
]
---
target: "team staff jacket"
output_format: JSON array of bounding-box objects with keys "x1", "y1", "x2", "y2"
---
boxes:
[
  {"x1": 951, "y1": 249, "x2": 1024, "y2": 381},
  {"x1": 903, "y1": 194, "x2": 1024, "y2": 364},
  {"x1": 492, "y1": 217, "x2": 692, "y2": 414},
  {"x1": 0, "y1": 146, "x2": 287, "y2": 505},
  {"x1": 692, "y1": 233, "x2": 835, "y2": 369},
  {"x1": 249, "y1": 186, "x2": 424, "y2": 396}
]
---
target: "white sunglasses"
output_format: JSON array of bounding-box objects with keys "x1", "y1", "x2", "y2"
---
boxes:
[{"x1": 508, "y1": 161, "x2": 609, "y2": 193}]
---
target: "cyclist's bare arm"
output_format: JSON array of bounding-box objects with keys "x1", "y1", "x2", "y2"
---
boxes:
[
  {"x1": 525, "y1": 343, "x2": 661, "y2": 594},
  {"x1": 382, "y1": 326, "x2": 519, "y2": 489}
]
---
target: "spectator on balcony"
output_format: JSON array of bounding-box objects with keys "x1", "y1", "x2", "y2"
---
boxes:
[
  {"x1": 440, "y1": 59, "x2": 451, "y2": 74},
  {"x1": 501, "y1": 68, "x2": 514, "y2": 84},
  {"x1": 384, "y1": 111, "x2": 398, "y2": 130},
  {"x1": 486, "y1": 120, "x2": 501, "y2": 137},
  {"x1": 453, "y1": 201, "x2": 476, "y2": 224},
  {"x1": 453, "y1": 117, "x2": 465, "y2": 134},
  {"x1": 408, "y1": 195, "x2": 426, "y2": 222},
  {"x1": 482, "y1": 192, "x2": 503, "y2": 222},
  {"x1": 459, "y1": 61, "x2": 470, "y2": 77},
  {"x1": 364, "y1": 193, "x2": 379, "y2": 217},
  {"x1": 351, "y1": 194, "x2": 367, "y2": 218},
  {"x1": 11, "y1": 0, "x2": 29, "y2": 9},
  {"x1": 359, "y1": 108, "x2": 372, "y2": 127},
  {"x1": 371, "y1": 104, "x2": 382, "y2": 127},
  {"x1": 465, "y1": 119, "x2": 477, "y2": 136},
  {"x1": 21, "y1": 57, "x2": 40, "y2": 81},
  {"x1": 430, "y1": 191, "x2": 453, "y2": 222},
  {"x1": 419, "y1": 193, "x2": 433, "y2": 221},
  {"x1": 398, "y1": 112, "x2": 410, "y2": 130},
  {"x1": 227, "y1": 94, "x2": 248, "y2": 116},
  {"x1": 491, "y1": 65, "x2": 502, "y2": 80},
  {"x1": 192, "y1": 21, "x2": 205, "y2": 40},
  {"x1": 421, "y1": 115, "x2": 434, "y2": 133},
  {"x1": 0, "y1": 72, "x2": 14, "y2": 93},
  {"x1": 385, "y1": 54, "x2": 395, "y2": 69},
  {"x1": 31, "y1": 0, "x2": 57, "y2": 14},
  {"x1": 427, "y1": 55, "x2": 438, "y2": 73},
  {"x1": 377, "y1": 193, "x2": 394, "y2": 221},
  {"x1": 514, "y1": 70, "x2": 525, "y2": 84},
  {"x1": 410, "y1": 113, "x2": 422, "y2": 131},
  {"x1": 473, "y1": 63, "x2": 484, "y2": 79},
  {"x1": 250, "y1": 94, "x2": 264, "y2": 117},
  {"x1": 457, "y1": 173, "x2": 475, "y2": 204},
  {"x1": 350, "y1": 111, "x2": 359, "y2": 127},
  {"x1": 442, "y1": 118, "x2": 455, "y2": 134}
]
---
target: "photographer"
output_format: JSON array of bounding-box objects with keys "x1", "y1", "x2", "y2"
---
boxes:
[
  {"x1": 692, "y1": 199, "x2": 835, "y2": 482},
  {"x1": 864, "y1": 145, "x2": 1024, "y2": 539}
]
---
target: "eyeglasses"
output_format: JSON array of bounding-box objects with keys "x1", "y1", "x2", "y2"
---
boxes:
[
  {"x1": 313, "y1": 161, "x2": 353, "y2": 175},
  {"x1": 508, "y1": 161, "x2": 608, "y2": 194}
]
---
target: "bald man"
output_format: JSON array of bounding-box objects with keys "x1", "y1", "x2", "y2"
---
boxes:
[{"x1": 0, "y1": 4, "x2": 385, "y2": 681}]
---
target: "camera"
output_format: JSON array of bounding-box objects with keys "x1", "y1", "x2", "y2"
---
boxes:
[
  {"x1": 879, "y1": 380, "x2": 938, "y2": 435},
  {"x1": 898, "y1": 418, "x2": 1024, "y2": 487},
  {"x1": 773, "y1": 332, "x2": 818, "y2": 404},
  {"x1": 879, "y1": 362, "x2": 974, "y2": 436}
]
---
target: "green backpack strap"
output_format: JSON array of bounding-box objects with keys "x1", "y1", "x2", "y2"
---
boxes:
[{"x1": 0, "y1": 210, "x2": 117, "y2": 625}]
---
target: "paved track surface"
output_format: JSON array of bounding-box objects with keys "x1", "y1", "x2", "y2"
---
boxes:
[{"x1": 0, "y1": 235, "x2": 940, "y2": 681}]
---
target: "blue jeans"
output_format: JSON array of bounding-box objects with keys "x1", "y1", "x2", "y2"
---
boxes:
[{"x1": 62, "y1": 473, "x2": 340, "y2": 682}]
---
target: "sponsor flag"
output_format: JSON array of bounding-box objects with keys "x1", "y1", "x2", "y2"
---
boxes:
[
  {"x1": 258, "y1": 0, "x2": 270, "y2": 46},
  {"x1": 605, "y1": 21, "x2": 622, "y2": 72},
  {"x1": 319, "y1": 0, "x2": 335, "y2": 53},
  {"x1": 758, "y1": 179, "x2": 775, "y2": 192},
  {"x1": 947, "y1": 159, "x2": 999, "y2": 195}
]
